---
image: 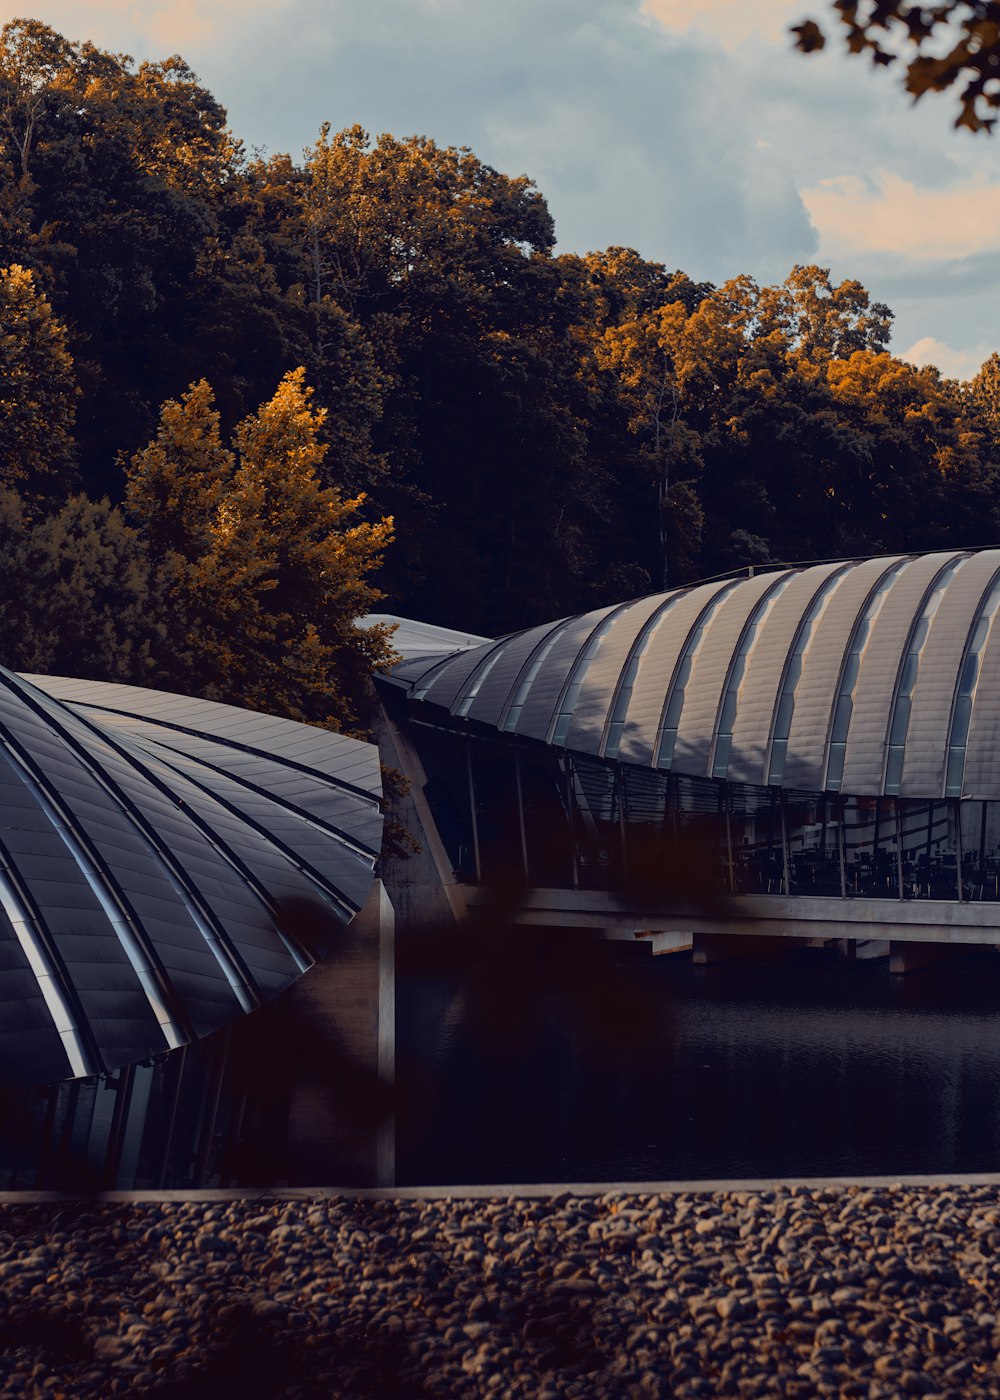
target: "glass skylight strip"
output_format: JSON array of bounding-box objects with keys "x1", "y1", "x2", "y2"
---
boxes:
[
  {"x1": 654, "y1": 582, "x2": 740, "y2": 770},
  {"x1": 766, "y1": 566, "x2": 852, "y2": 786},
  {"x1": 601, "y1": 594, "x2": 685, "y2": 759},
  {"x1": 884, "y1": 556, "x2": 969, "y2": 794},
  {"x1": 945, "y1": 571, "x2": 1000, "y2": 796},
  {"x1": 2, "y1": 678, "x2": 261, "y2": 1023},
  {"x1": 823, "y1": 559, "x2": 912, "y2": 791},
  {"x1": 710, "y1": 573, "x2": 795, "y2": 779},
  {"x1": 548, "y1": 608, "x2": 631, "y2": 747},
  {"x1": 0, "y1": 729, "x2": 188, "y2": 1047},
  {"x1": 454, "y1": 646, "x2": 508, "y2": 716},
  {"x1": 501, "y1": 620, "x2": 576, "y2": 732},
  {"x1": 413, "y1": 654, "x2": 466, "y2": 702}
]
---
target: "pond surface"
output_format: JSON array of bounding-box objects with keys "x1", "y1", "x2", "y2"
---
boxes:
[{"x1": 396, "y1": 944, "x2": 1000, "y2": 1184}]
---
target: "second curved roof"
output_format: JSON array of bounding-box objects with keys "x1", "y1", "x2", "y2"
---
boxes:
[{"x1": 385, "y1": 550, "x2": 1000, "y2": 801}]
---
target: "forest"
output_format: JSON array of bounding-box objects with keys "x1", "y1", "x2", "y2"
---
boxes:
[{"x1": 3, "y1": 17, "x2": 1000, "y2": 733}]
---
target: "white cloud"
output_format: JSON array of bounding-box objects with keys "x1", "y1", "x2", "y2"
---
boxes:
[
  {"x1": 901, "y1": 335, "x2": 994, "y2": 382},
  {"x1": 639, "y1": 0, "x2": 801, "y2": 50},
  {"x1": 803, "y1": 171, "x2": 1000, "y2": 262},
  {"x1": 0, "y1": 3, "x2": 286, "y2": 54}
]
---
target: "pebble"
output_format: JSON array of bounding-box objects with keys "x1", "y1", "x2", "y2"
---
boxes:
[{"x1": 3, "y1": 1185, "x2": 1000, "y2": 1396}]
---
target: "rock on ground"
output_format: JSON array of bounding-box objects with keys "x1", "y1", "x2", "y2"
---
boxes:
[{"x1": 2, "y1": 1185, "x2": 1000, "y2": 1396}]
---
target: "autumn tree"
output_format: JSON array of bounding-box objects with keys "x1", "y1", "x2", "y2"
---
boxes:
[
  {"x1": 819, "y1": 349, "x2": 991, "y2": 548},
  {"x1": 4, "y1": 16, "x2": 997, "y2": 646},
  {"x1": 278, "y1": 124, "x2": 617, "y2": 631},
  {"x1": 590, "y1": 291, "x2": 707, "y2": 588},
  {"x1": 967, "y1": 351, "x2": 1000, "y2": 433},
  {"x1": 0, "y1": 18, "x2": 292, "y2": 491},
  {"x1": 127, "y1": 370, "x2": 395, "y2": 730},
  {"x1": 0, "y1": 263, "x2": 76, "y2": 494},
  {"x1": 584, "y1": 264, "x2": 892, "y2": 586}
]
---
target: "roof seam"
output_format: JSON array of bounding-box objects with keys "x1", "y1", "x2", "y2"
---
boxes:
[{"x1": 0, "y1": 676, "x2": 261, "y2": 1020}]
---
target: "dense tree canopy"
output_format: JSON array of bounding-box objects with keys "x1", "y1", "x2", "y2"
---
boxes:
[{"x1": 2, "y1": 16, "x2": 1000, "y2": 727}]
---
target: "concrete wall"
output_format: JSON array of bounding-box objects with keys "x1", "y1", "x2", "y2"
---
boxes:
[{"x1": 284, "y1": 879, "x2": 395, "y2": 1187}]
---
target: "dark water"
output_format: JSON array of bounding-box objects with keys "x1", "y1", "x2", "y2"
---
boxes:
[{"x1": 396, "y1": 946, "x2": 1000, "y2": 1185}]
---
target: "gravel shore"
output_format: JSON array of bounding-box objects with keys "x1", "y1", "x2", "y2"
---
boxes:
[{"x1": 3, "y1": 1184, "x2": 1000, "y2": 1397}]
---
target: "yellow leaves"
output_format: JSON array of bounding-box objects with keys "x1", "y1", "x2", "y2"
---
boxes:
[
  {"x1": 827, "y1": 349, "x2": 952, "y2": 420},
  {"x1": 125, "y1": 378, "x2": 231, "y2": 556},
  {"x1": 128, "y1": 367, "x2": 395, "y2": 731}
]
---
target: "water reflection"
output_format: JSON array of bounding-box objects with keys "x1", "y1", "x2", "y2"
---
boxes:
[{"x1": 396, "y1": 948, "x2": 1000, "y2": 1185}]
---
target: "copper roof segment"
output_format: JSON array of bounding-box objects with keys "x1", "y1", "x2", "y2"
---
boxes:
[
  {"x1": 670, "y1": 571, "x2": 790, "y2": 778},
  {"x1": 613, "y1": 579, "x2": 736, "y2": 767}
]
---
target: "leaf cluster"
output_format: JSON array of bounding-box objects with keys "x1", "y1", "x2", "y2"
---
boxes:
[{"x1": 793, "y1": 1, "x2": 1000, "y2": 131}]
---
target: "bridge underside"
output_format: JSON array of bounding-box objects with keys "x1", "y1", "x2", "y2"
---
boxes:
[
  {"x1": 458, "y1": 886, "x2": 1000, "y2": 944},
  {"x1": 457, "y1": 885, "x2": 1000, "y2": 971}
]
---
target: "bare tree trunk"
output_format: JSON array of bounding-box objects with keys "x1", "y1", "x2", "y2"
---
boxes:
[{"x1": 651, "y1": 355, "x2": 681, "y2": 593}]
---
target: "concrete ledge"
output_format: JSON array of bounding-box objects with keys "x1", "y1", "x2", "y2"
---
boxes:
[
  {"x1": 6, "y1": 1173, "x2": 1000, "y2": 1204},
  {"x1": 460, "y1": 884, "x2": 1000, "y2": 944}
]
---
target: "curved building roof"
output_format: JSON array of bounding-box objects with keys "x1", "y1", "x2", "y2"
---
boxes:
[
  {"x1": 358, "y1": 613, "x2": 489, "y2": 662},
  {"x1": 385, "y1": 549, "x2": 1000, "y2": 802},
  {"x1": 2, "y1": 671, "x2": 382, "y2": 1086}
]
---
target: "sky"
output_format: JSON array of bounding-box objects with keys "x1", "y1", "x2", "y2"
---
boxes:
[{"x1": 6, "y1": 0, "x2": 1000, "y2": 379}]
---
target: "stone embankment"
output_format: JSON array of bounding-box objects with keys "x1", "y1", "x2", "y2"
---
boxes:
[{"x1": 2, "y1": 1184, "x2": 1000, "y2": 1396}]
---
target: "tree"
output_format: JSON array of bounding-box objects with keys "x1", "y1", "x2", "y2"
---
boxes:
[
  {"x1": 967, "y1": 351, "x2": 1000, "y2": 431},
  {"x1": 793, "y1": 2, "x2": 1000, "y2": 132},
  {"x1": 0, "y1": 263, "x2": 76, "y2": 494},
  {"x1": 592, "y1": 299, "x2": 706, "y2": 589},
  {"x1": 0, "y1": 489, "x2": 167, "y2": 682},
  {"x1": 127, "y1": 370, "x2": 395, "y2": 731},
  {"x1": 299, "y1": 124, "x2": 555, "y2": 321},
  {"x1": 261, "y1": 123, "x2": 649, "y2": 634},
  {"x1": 124, "y1": 377, "x2": 231, "y2": 556},
  {"x1": 0, "y1": 19, "x2": 278, "y2": 492},
  {"x1": 0, "y1": 18, "x2": 73, "y2": 179},
  {"x1": 585, "y1": 265, "x2": 891, "y2": 587}
]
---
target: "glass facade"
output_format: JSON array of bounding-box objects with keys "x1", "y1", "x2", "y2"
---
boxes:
[
  {"x1": 410, "y1": 717, "x2": 1000, "y2": 905},
  {"x1": 0, "y1": 1030, "x2": 259, "y2": 1191}
]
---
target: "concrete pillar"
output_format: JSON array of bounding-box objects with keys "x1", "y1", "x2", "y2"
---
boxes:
[
  {"x1": 889, "y1": 939, "x2": 961, "y2": 974},
  {"x1": 833, "y1": 938, "x2": 890, "y2": 962},
  {"x1": 376, "y1": 880, "x2": 395, "y2": 1188},
  {"x1": 643, "y1": 930, "x2": 693, "y2": 956},
  {"x1": 285, "y1": 877, "x2": 395, "y2": 1187}
]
